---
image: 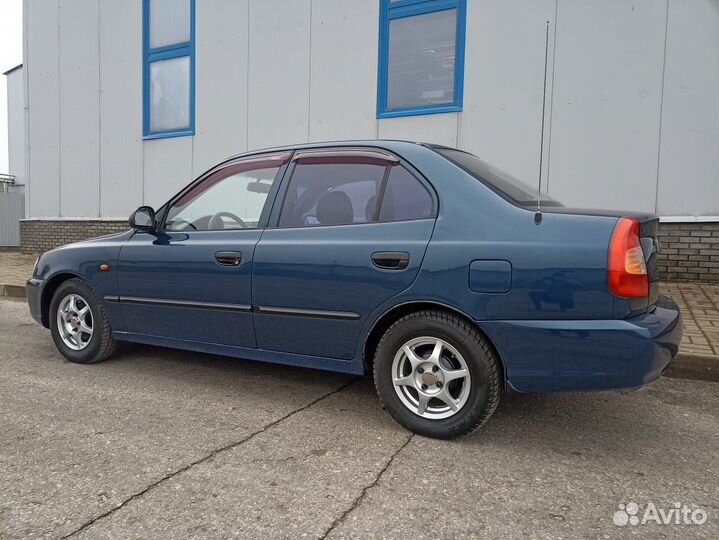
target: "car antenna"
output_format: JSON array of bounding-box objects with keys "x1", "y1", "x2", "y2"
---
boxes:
[{"x1": 535, "y1": 19, "x2": 550, "y2": 226}]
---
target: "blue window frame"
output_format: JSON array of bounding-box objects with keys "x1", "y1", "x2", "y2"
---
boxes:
[
  {"x1": 377, "y1": 0, "x2": 466, "y2": 119},
  {"x1": 143, "y1": 0, "x2": 195, "y2": 139}
]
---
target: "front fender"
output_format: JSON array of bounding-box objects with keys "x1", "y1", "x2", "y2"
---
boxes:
[{"x1": 34, "y1": 230, "x2": 133, "y2": 331}]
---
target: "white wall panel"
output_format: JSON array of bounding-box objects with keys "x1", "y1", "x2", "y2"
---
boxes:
[
  {"x1": 459, "y1": 0, "x2": 555, "y2": 186},
  {"x1": 58, "y1": 0, "x2": 100, "y2": 217},
  {"x1": 308, "y1": 0, "x2": 379, "y2": 142},
  {"x1": 7, "y1": 69, "x2": 26, "y2": 188},
  {"x1": 99, "y1": 0, "x2": 144, "y2": 218},
  {"x1": 378, "y1": 113, "x2": 458, "y2": 148},
  {"x1": 19, "y1": 0, "x2": 719, "y2": 220},
  {"x1": 26, "y1": 0, "x2": 61, "y2": 217},
  {"x1": 143, "y1": 137, "x2": 193, "y2": 209},
  {"x1": 656, "y1": 0, "x2": 719, "y2": 216},
  {"x1": 192, "y1": 0, "x2": 249, "y2": 177},
  {"x1": 247, "y1": 0, "x2": 311, "y2": 150},
  {"x1": 547, "y1": 0, "x2": 667, "y2": 212}
]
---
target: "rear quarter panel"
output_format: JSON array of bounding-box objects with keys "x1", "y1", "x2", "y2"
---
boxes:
[
  {"x1": 359, "y1": 143, "x2": 662, "y2": 392},
  {"x1": 373, "y1": 143, "x2": 619, "y2": 323}
]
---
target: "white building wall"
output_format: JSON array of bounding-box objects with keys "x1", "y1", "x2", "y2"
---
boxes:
[
  {"x1": 247, "y1": 0, "x2": 312, "y2": 151},
  {"x1": 656, "y1": 0, "x2": 719, "y2": 217},
  {"x1": 19, "y1": 0, "x2": 719, "y2": 220},
  {"x1": 6, "y1": 68, "x2": 26, "y2": 190},
  {"x1": 192, "y1": 0, "x2": 250, "y2": 178},
  {"x1": 99, "y1": 0, "x2": 144, "y2": 218},
  {"x1": 547, "y1": 0, "x2": 668, "y2": 214},
  {"x1": 308, "y1": 0, "x2": 379, "y2": 142},
  {"x1": 26, "y1": 0, "x2": 61, "y2": 218},
  {"x1": 459, "y1": 0, "x2": 557, "y2": 184},
  {"x1": 144, "y1": 137, "x2": 194, "y2": 209},
  {"x1": 58, "y1": 0, "x2": 101, "y2": 218}
]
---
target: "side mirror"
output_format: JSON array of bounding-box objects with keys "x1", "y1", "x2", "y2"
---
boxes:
[{"x1": 129, "y1": 206, "x2": 156, "y2": 233}]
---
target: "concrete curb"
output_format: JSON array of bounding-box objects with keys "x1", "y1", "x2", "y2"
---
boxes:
[
  {"x1": 664, "y1": 353, "x2": 719, "y2": 383},
  {"x1": 1, "y1": 284, "x2": 26, "y2": 298},
  {"x1": 1, "y1": 281, "x2": 718, "y2": 382}
]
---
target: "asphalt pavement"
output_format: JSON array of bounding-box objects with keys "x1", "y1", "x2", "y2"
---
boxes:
[{"x1": 0, "y1": 297, "x2": 717, "y2": 540}]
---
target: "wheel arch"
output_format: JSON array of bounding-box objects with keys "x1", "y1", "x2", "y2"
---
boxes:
[
  {"x1": 41, "y1": 272, "x2": 83, "y2": 327},
  {"x1": 362, "y1": 301, "x2": 507, "y2": 388}
]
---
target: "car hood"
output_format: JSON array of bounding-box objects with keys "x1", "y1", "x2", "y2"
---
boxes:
[{"x1": 53, "y1": 229, "x2": 134, "y2": 251}]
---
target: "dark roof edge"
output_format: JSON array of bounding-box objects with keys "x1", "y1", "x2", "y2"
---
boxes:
[{"x1": 3, "y1": 64, "x2": 23, "y2": 76}]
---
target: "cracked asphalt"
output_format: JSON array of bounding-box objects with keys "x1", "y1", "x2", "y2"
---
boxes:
[{"x1": 1, "y1": 297, "x2": 717, "y2": 540}]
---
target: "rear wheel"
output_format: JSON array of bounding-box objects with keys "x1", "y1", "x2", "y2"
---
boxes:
[
  {"x1": 373, "y1": 310, "x2": 501, "y2": 439},
  {"x1": 49, "y1": 278, "x2": 117, "y2": 364}
]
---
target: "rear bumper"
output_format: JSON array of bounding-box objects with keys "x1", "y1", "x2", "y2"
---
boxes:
[
  {"x1": 480, "y1": 296, "x2": 682, "y2": 393},
  {"x1": 26, "y1": 278, "x2": 47, "y2": 327}
]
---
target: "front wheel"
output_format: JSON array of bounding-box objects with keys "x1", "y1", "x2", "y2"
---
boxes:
[
  {"x1": 49, "y1": 278, "x2": 117, "y2": 364},
  {"x1": 373, "y1": 310, "x2": 501, "y2": 439}
]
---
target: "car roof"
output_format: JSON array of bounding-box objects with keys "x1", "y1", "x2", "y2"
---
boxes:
[{"x1": 224, "y1": 139, "x2": 456, "y2": 161}]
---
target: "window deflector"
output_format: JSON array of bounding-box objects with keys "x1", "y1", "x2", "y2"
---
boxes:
[
  {"x1": 159, "y1": 151, "x2": 291, "y2": 231},
  {"x1": 266, "y1": 147, "x2": 438, "y2": 228},
  {"x1": 291, "y1": 149, "x2": 400, "y2": 165}
]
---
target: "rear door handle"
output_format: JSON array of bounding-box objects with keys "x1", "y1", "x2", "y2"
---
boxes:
[
  {"x1": 215, "y1": 251, "x2": 242, "y2": 266},
  {"x1": 372, "y1": 251, "x2": 410, "y2": 270}
]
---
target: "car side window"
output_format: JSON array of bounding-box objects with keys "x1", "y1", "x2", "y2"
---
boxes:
[
  {"x1": 165, "y1": 153, "x2": 289, "y2": 231},
  {"x1": 278, "y1": 157, "x2": 388, "y2": 227},
  {"x1": 378, "y1": 165, "x2": 434, "y2": 222}
]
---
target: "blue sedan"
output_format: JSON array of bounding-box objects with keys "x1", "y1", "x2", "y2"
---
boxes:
[{"x1": 27, "y1": 141, "x2": 682, "y2": 439}]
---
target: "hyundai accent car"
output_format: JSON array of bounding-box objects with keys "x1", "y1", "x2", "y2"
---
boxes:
[{"x1": 27, "y1": 140, "x2": 682, "y2": 439}]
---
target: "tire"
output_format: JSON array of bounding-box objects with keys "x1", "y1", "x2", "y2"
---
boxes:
[
  {"x1": 49, "y1": 278, "x2": 117, "y2": 364},
  {"x1": 373, "y1": 310, "x2": 501, "y2": 439}
]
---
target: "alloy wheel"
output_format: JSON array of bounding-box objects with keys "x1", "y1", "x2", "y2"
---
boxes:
[
  {"x1": 391, "y1": 336, "x2": 471, "y2": 420},
  {"x1": 56, "y1": 293, "x2": 94, "y2": 351}
]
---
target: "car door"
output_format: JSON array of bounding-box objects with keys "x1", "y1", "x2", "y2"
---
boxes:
[
  {"x1": 116, "y1": 151, "x2": 291, "y2": 347},
  {"x1": 252, "y1": 148, "x2": 437, "y2": 360}
]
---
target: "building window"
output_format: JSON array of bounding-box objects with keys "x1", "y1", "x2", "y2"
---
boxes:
[
  {"x1": 377, "y1": 0, "x2": 466, "y2": 119},
  {"x1": 143, "y1": 0, "x2": 195, "y2": 139}
]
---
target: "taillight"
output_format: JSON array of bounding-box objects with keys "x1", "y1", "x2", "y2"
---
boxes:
[{"x1": 608, "y1": 217, "x2": 648, "y2": 297}]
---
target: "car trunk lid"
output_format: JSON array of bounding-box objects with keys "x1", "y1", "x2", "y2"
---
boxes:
[
  {"x1": 639, "y1": 217, "x2": 660, "y2": 307},
  {"x1": 544, "y1": 207, "x2": 660, "y2": 311}
]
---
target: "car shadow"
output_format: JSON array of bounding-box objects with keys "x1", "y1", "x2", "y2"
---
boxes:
[
  {"x1": 105, "y1": 342, "x2": 680, "y2": 456},
  {"x1": 104, "y1": 341, "x2": 356, "y2": 390}
]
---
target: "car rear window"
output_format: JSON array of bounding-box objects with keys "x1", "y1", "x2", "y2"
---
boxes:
[
  {"x1": 379, "y1": 165, "x2": 434, "y2": 222},
  {"x1": 434, "y1": 148, "x2": 563, "y2": 208}
]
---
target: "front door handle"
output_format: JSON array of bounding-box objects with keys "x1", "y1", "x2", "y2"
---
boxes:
[
  {"x1": 215, "y1": 251, "x2": 242, "y2": 266},
  {"x1": 372, "y1": 251, "x2": 410, "y2": 270}
]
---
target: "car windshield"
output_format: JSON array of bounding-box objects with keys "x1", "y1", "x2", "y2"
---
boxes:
[{"x1": 434, "y1": 147, "x2": 563, "y2": 207}]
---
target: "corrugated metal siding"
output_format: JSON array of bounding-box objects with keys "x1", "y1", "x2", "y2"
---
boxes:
[
  {"x1": 0, "y1": 192, "x2": 25, "y2": 246},
  {"x1": 19, "y1": 0, "x2": 719, "y2": 220}
]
